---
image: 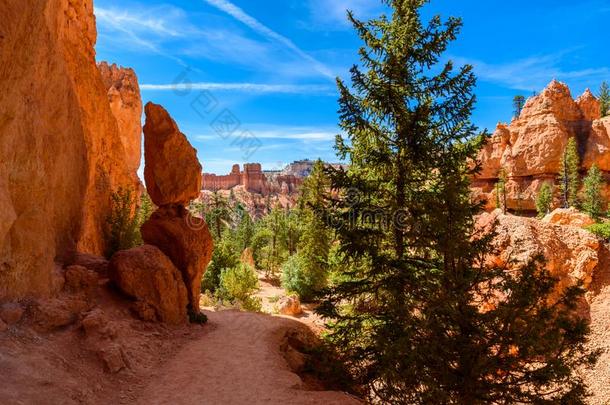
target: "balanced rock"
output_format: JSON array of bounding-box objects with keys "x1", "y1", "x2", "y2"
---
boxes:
[
  {"x1": 109, "y1": 245, "x2": 188, "y2": 324},
  {"x1": 143, "y1": 103, "x2": 202, "y2": 206},
  {"x1": 141, "y1": 206, "x2": 214, "y2": 313}
]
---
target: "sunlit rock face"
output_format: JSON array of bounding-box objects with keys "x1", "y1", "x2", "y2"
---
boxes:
[
  {"x1": 0, "y1": 0, "x2": 139, "y2": 299},
  {"x1": 473, "y1": 80, "x2": 610, "y2": 212}
]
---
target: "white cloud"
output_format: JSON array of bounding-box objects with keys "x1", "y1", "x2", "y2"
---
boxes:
[
  {"x1": 453, "y1": 51, "x2": 610, "y2": 91},
  {"x1": 194, "y1": 125, "x2": 339, "y2": 142},
  {"x1": 140, "y1": 82, "x2": 335, "y2": 94},
  {"x1": 201, "y1": 0, "x2": 336, "y2": 79}
]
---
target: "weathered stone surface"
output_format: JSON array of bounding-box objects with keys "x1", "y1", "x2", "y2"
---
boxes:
[
  {"x1": 71, "y1": 253, "x2": 110, "y2": 277},
  {"x1": 278, "y1": 295, "x2": 302, "y2": 316},
  {"x1": 474, "y1": 81, "x2": 610, "y2": 212},
  {"x1": 143, "y1": 103, "x2": 202, "y2": 206},
  {"x1": 141, "y1": 206, "x2": 214, "y2": 313},
  {"x1": 64, "y1": 265, "x2": 99, "y2": 297},
  {"x1": 98, "y1": 62, "x2": 143, "y2": 174},
  {"x1": 108, "y1": 245, "x2": 188, "y2": 324},
  {"x1": 542, "y1": 208, "x2": 596, "y2": 228},
  {"x1": 30, "y1": 298, "x2": 91, "y2": 332},
  {"x1": 477, "y1": 210, "x2": 601, "y2": 299},
  {"x1": 202, "y1": 163, "x2": 302, "y2": 195},
  {"x1": 0, "y1": 303, "x2": 24, "y2": 325},
  {"x1": 0, "y1": 0, "x2": 138, "y2": 299}
]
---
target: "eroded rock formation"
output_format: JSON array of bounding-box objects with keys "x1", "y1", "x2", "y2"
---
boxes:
[
  {"x1": 109, "y1": 245, "x2": 188, "y2": 324},
  {"x1": 143, "y1": 102, "x2": 202, "y2": 206},
  {"x1": 202, "y1": 163, "x2": 302, "y2": 195},
  {"x1": 473, "y1": 80, "x2": 610, "y2": 212},
  {"x1": 140, "y1": 103, "x2": 213, "y2": 314},
  {"x1": 0, "y1": 0, "x2": 139, "y2": 299},
  {"x1": 98, "y1": 62, "x2": 143, "y2": 174}
]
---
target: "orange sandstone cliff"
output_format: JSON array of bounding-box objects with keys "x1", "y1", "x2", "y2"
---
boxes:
[
  {"x1": 473, "y1": 80, "x2": 610, "y2": 212},
  {"x1": 0, "y1": 0, "x2": 140, "y2": 299}
]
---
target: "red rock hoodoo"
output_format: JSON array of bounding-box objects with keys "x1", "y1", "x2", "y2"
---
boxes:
[
  {"x1": 202, "y1": 163, "x2": 302, "y2": 195},
  {"x1": 473, "y1": 80, "x2": 610, "y2": 212}
]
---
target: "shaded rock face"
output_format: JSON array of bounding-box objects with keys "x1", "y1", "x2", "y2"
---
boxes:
[
  {"x1": 473, "y1": 81, "x2": 610, "y2": 212},
  {"x1": 0, "y1": 0, "x2": 139, "y2": 299},
  {"x1": 143, "y1": 102, "x2": 202, "y2": 206},
  {"x1": 477, "y1": 210, "x2": 601, "y2": 300},
  {"x1": 98, "y1": 62, "x2": 143, "y2": 174},
  {"x1": 141, "y1": 206, "x2": 213, "y2": 313},
  {"x1": 109, "y1": 245, "x2": 188, "y2": 324}
]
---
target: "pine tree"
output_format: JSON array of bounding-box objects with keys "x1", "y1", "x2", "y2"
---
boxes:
[
  {"x1": 317, "y1": 1, "x2": 596, "y2": 403},
  {"x1": 536, "y1": 182, "x2": 553, "y2": 218},
  {"x1": 496, "y1": 169, "x2": 507, "y2": 214},
  {"x1": 513, "y1": 95, "x2": 525, "y2": 118},
  {"x1": 599, "y1": 81, "x2": 610, "y2": 117},
  {"x1": 582, "y1": 164, "x2": 604, "y2": 220},
  {"x1": 559, "y1": 137, "x2": 580, "y2": 208}
]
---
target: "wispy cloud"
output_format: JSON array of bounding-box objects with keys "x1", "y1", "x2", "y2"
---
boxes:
[
  {"x1": 201, "y1": 0, "x2": 336, "y2": 79},
  {"x1": 453, "y1": 51, "x2": 610, "y2": 91},
  {"x1": 306, "y1": 0, "x2": 382, "y2": 29},
  {"x1": 195, "y1": 125, "x2": 338, "y2": 142},
  {"x1": 140, "y1": 82, "x2": 335, "y2": 95}
]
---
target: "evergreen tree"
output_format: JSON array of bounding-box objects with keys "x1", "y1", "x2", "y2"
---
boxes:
[
  {"x1": 208, "y1": 192, "x2": 232, "y2": 240},
  {"x1": 495, "y1": 169, "x2": 507, "y2": 214},
  {"x1": 234, "y1": 210, "x2": 255, "y2": 252},
  {"x1": 512, "y1": 95, "x2": 525, "y2": 118},
  {"x1": 317, "y1": 2, "x2": 595, "y2": 403},
  {"x1": 559, "y1": 137, "x2": 580, "y2": 208},
  {"x1": 536, "y1": 182, "x2": 553, "y2": 218},
  {"x1": 582, "y1": 164, "x2": 604, "y2": 220},
  {"x1": 599, "y1": 81, "x2": 610, "y2": 117}
]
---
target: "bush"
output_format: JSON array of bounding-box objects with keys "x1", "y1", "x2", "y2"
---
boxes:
[
  {"x1": 201, "y1": 236, "x2": 240, "y2": 293},
  {"x1": 587, "y1": 222, "x2": 610, "y2": 241},
  {"x1": 218, "y1": 264, "x2": 261, "y2": 311},
  {"x1": 281, "y1": 253, "x2": 327, "y2": 302},
  {"x1": 106, "y1": 188, "x2": 140, "y2": 258}
]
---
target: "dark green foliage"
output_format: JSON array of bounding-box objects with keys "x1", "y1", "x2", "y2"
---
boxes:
[
  {"x1": 587, "y1": 222, "x2": 610, "y2": 240},
  {"x1": 495, "y1": 169, "x2": 507, "y2": 214},
  {"x1": 513, "y1": 95, "x2": 525, "y2": 118},
  {"x1": 316, "y1": 1, "x2": 596, "y2": 403},
  {"x1": 536, "y1": 182, "x2": 553, "y2": 218},
  {"x1": 582, "y1": 164, "x2": 605, "y2": 220},
  {"x1": 106, "y1": 188, "x2": 153, "y2": 258},
  {"x1": 600, "y1": 81, "x2": 610, "y2": 117},
  {"x1": 201, "y1": 233, "x2": 240, "y2": 293},
  {"x1": 559, "y1": 137, "x2": 580, "y2": 208}
]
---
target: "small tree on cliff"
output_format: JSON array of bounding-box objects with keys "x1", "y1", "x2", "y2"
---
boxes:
[
  {"x1": 317, "y1": 1, "x2": 596, "y2": 403},
  {"x1": 495, "y1": 169, "x2": 508, "y2": 214},
  {"x1": 536, "y1": 182, "x2": 553, "y2": 218},
  {"x1": 599, "y1": 81, "x2": 610, "y2": 117},
  {"x1": 583, "y1": 164, "x2": 604, "y2": 220},
  {"x1": 559, "y1": 137, "x2": 580, "y2": 208},
  {"x1": 513, "y1": 95, "x2": 525, "y2": 118}
]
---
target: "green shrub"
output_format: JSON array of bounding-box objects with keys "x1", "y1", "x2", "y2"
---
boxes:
[
  {"x1": 281, "y1": 253, "x2": 328, "y2": 302},
  {"x1": 587, "y1": 222, "x2": 610, "y2": 241},
  {"x1": 106, "y1": 188, "x2": 155, "y2": 258},
  {"x1": 201, "y1": 236, "x2": 240, "y2": 293},
  {"x1": 218, "y1": 264, "x2": 261, "y2": 311}
]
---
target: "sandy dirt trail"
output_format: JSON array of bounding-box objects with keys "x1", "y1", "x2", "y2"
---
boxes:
[{"x1": 134, "y1": 310, "x2": 360, "y2": 405}]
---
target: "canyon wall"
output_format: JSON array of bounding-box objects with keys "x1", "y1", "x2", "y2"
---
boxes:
[
  {"x1": 202, "y1": 163, "x2": 301, "y2": 195},
  {"x1": 0, "y1": 0, "x2": 140, "y2": 299},
  {"x1": 474, "y1": 80, "x2": 610, "y2": 212}
]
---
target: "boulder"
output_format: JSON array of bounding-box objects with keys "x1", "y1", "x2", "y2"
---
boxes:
[
  {"x1": 109, "y1": 245, "x2": 188, "y2": 324},
  {"x1": 71, "y1": 253, "x2": 110, "y2": 277},
  {"x1": 542, "y1": 208, "x2": 596, "y2": 228},
  {"x1": 64, "y1": 265, "x2": 99, "y2": 296},
  {"x1": 143, "y1": 103, "x2": 202, "y2": 206},
  {"x1": 278, "y1": 295, "x2": 302, "y2": 316},
  {"x1": 0, "y1": 303, "x2": 24, "y2": 325},
  {"x1": 141, "y1": 206, "x2": 214, "y2": 313},
  {"x1": 30, "y1": 298, "x2": 91, "y2": 332},
  {"x1": 477, "y1": 210, "x2": 601, "y2": 301},
  {"x1": 0, "y1": 0, "x2": 139, "y2": 300}
]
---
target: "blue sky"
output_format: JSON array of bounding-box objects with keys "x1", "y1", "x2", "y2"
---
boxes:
[{"x1": 94, "y1": 0, "x2": 610, "y2": 174}]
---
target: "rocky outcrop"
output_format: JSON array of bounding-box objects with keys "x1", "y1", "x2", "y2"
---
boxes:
[
  {"x1": 109, "y1": 245, "x2": 188, "y2": 324},
  {"x1": 202, "y1": 163, "x2": 302, "y2": 195},
  {"x1": 473, "y1": 81, "x2": 610, "y2": 212},
  {"x1": 477, "y1": 210, "x2": 602, "y2": 300},
  {"x1": 542, "y1": 208, "x2": 595, "y2": 228},
  {"x1": 141, "y1": 206, "x2": 213, "y2": 313},
  {"x1": 98, "y1": 62, "x2": 143, "y2": 174},
  {"x1": 0, "y1": 0, "x2": 139, "y2": 299},
  {"x1": 143, "y1": 102, "x2": 202, "y2": 206}
]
